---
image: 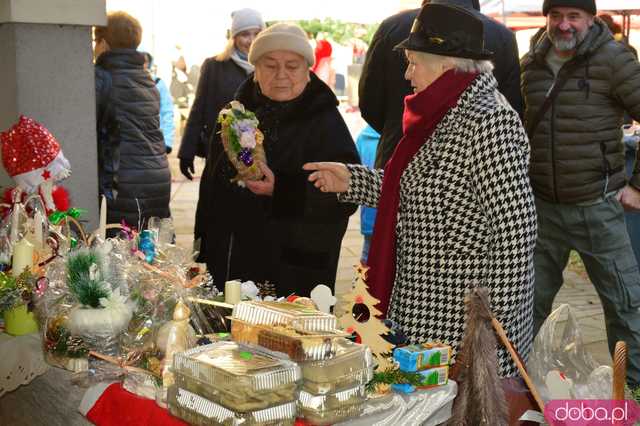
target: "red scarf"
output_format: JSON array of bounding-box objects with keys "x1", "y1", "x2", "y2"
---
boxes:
[{"x1": 365, "y1": 70, "x2": 477, "y2": 317}]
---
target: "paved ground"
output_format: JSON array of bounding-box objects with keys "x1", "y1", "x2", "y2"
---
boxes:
[{"x1": 167, "y1": 109, "x2": 612, "y2": 368}]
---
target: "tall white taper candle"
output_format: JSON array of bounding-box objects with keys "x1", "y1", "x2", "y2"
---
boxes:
[{"x1": 98, "y1": 195, "x2": 107, "y2": 240}]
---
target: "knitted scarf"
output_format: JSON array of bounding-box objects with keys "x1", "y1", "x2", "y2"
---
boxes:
[
  {"x1": 230, "y1": 48, "x2": 254, "y2": 75},
  {"x1": 366, "y1": 69, "x2": 477, "y2": 317}
]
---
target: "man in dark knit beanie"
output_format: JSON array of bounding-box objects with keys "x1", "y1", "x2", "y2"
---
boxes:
[
  {"x1": 522, "y1": 0, "x2": 640, "y2": 390},
  {"x1": 542, "y1": 0, "x2": 596, "y2": 16}
]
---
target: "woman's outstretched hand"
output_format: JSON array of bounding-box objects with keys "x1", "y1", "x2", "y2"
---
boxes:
[
  {"x1": 246, "y1": 161, "x2": 275, "y2": 196},
  {"x1": 303, "y1": 162, "x2": 351, "y2": 193}
]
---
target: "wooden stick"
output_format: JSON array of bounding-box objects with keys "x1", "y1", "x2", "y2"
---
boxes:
[
  {"x1": 490, "y1": 318, "x2": 546, "y2": 412},
  {"x1": 188, "y1": 297, "x2": 234, "y2": 310},
  {"x1": 612, "y1": 341, "x2": 627, "y2": 400},
  {"x1": 88, "y1": 350, "x2": 159, "y2": 377}
]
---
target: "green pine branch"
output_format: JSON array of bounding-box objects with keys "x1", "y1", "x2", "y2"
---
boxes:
[
  {"x1": 67, "y1": 252, "x2": 109, "y2": 308},
  {"x1": 366, "y1": 367, "x2": 425, "y2": 392}
]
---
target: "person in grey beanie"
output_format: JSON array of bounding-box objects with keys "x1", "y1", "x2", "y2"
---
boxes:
[
  {"x1": 194, "y1": 23, "x2": 360, "y2": 297},
  {"x1": 178, "y1": 8, "x2": 264, "y2": 180}
]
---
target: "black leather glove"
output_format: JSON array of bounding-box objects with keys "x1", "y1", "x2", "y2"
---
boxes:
[
  {"x1": 166, "y1": 146, "x2": 172, "y2": 155},
  {"x1": 180, "y1": 158, "x2": 195, "y2": 180}
]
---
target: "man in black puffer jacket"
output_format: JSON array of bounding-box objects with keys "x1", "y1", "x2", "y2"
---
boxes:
[
  {"x1": 359, "y1": 0, "x2": 523, "y2": 168},
  {"x1": 522, "y1": 0, "x2": 640, "y2": 389},
  {"x1": 94, "y1": 11, "x2": 171, "y2": 228}
]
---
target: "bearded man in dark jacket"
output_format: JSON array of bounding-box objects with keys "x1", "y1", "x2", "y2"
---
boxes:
[
  {"x1": 94, "y1": 11, "x2": 171, "y2": 228},
  {"x1": 521, "y1": 0, "x2": 640, "y2": 388},
  {"x1": 359, "y1": 0, "x2": 523, "y2": 168}
]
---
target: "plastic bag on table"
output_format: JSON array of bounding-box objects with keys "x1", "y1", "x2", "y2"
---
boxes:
[
  {"x1": 527, "y1": 303, "x2": 612, "y2": 401},
  {"x1": 122, "y1": 368, "x2": 159, "y2": 400},
  {"x1": 70, "y1": 354, "x2": 125, "y2": 387}
]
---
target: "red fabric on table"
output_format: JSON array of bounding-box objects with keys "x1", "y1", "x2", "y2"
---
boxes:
[{"x1": 85, "y1": 383, "x2": 187, "y2": 426}]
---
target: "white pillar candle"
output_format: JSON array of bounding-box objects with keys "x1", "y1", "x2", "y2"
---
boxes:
[
  {"x1": 98, "y1": 195, "x2": 107, "y2": 240},
  {"x1": 12, "y1": 238, "x2": 34, "y2": 277},
  {"x1": 224, "y1": 280, "x2": 242, "y2": 305},
  {"x1": 33, "y1": 211, "x2": 44, "y2": 249}
]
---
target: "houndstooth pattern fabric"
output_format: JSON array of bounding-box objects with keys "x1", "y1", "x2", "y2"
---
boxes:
[{"x1": 341, "y1": 72, "x2": 537, "y2": 377}]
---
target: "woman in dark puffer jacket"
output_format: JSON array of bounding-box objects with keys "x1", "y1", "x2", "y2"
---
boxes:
[{"x1": 94, "y1": 11, "x2": 171, "y2": 228}]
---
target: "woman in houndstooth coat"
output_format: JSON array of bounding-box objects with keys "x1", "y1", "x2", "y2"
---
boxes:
[{"x1": 305, "y1": 4, "x2": 537, "y2": 377}]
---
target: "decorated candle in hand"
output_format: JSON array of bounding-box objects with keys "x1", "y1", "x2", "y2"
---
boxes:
[
  {"x1": 224, "y1": 280, "x2": 242, "y2": 305},
  {"x1": 12, "y1": 238, "x2": 34, "y2": 277}
]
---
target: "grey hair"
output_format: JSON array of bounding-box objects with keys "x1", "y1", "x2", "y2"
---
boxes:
[{"x1": 413, "y1": 51, "x2": 494, "y2": 74}]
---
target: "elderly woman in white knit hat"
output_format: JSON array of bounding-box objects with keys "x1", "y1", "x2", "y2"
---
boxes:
[{"x1": 196, "y1": 23, "x2": 360, "y2": 298}]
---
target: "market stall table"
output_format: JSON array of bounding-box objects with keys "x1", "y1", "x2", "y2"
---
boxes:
[
  {"x1": 0, "y1": 361, "x2": 88, "y2": 425},
  {"x1": 0, "y1": 332, "x2": 49, "y2": 398}
]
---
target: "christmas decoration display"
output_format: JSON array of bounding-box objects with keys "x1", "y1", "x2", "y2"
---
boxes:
[
  {"x1": 218, "y1": 101, "x2": 267, "y2": 182},
  {"x1": 43, "y1": 314, "x2": 90, "y2": 372},
  {"x1": 0, "y1": 115, "x2": 71, "y2": 212},
  {"x1": 310, "y1": 284, "x2": 336, "y2": 314},
  {"x1": 257, "y1": 281, "x2": 277, "y2": 299},
  {"x1": 1, "y1": 184, "x2": 71, "y2": 217},
  {"x1": 137, "y1": 230, "x2": 156, "y2": 263},
  {"x1": 156, "y1": 300, "x2": 197, "y2": 403},
  {"x1": 336, "y1": 266, "x2": 394, "y2": 370},
  {"x1": 65, "y1": 247, "x2": 134, "y2": 359},
  {"x1": 0, "y1": 269, "x2": 40, "y2": 336}
]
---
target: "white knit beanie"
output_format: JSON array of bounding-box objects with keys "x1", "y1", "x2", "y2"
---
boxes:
[
  {"x1": 230, "y1": 8, "x2": 265, "y2": 37},
  {"x1": 248, "y1": 23, "x2": 315, "y2": 67}
]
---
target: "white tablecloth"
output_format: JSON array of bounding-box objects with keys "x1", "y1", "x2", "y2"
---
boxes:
[
  {"x1": 336, "y1": 381, "x2": 457, "y2": 426},
  {"x1": 0, "y1": 332, "x2": 49, "y2": 397}
]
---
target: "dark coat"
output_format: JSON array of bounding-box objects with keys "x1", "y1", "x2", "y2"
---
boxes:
[
  {"x1": 195, "y1": 73, "x2": 360, "y2": 296},
  {"x1": 359, "y1": 0, "x2": 523, "y2": 168},
  {"x1": 178, "y1": 57, "x2": 248, "y2": 160},
  {"x1": 95, "y1": 49, "x2": 171, "y2": 226},
  {"x1": 521, "y1": 19, "x2": 640, "y2": 203}
]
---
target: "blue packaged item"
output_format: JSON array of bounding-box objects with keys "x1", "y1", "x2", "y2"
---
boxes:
[
  {"x1": 393, "y1": 343, "x2": 451, "y2": 372},
  {"x1": 391, "y1": 383, "x2": 415, "y2": 393}
]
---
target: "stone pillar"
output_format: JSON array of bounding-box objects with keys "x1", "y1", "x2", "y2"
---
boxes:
[{"x1": 0, "y1": 0, "x2": 106, "y2": 230}]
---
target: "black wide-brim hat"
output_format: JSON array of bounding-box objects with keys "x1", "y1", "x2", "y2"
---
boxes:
[{"x1": 394, "y1": 4, "x2": 493, "y2": 60}]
